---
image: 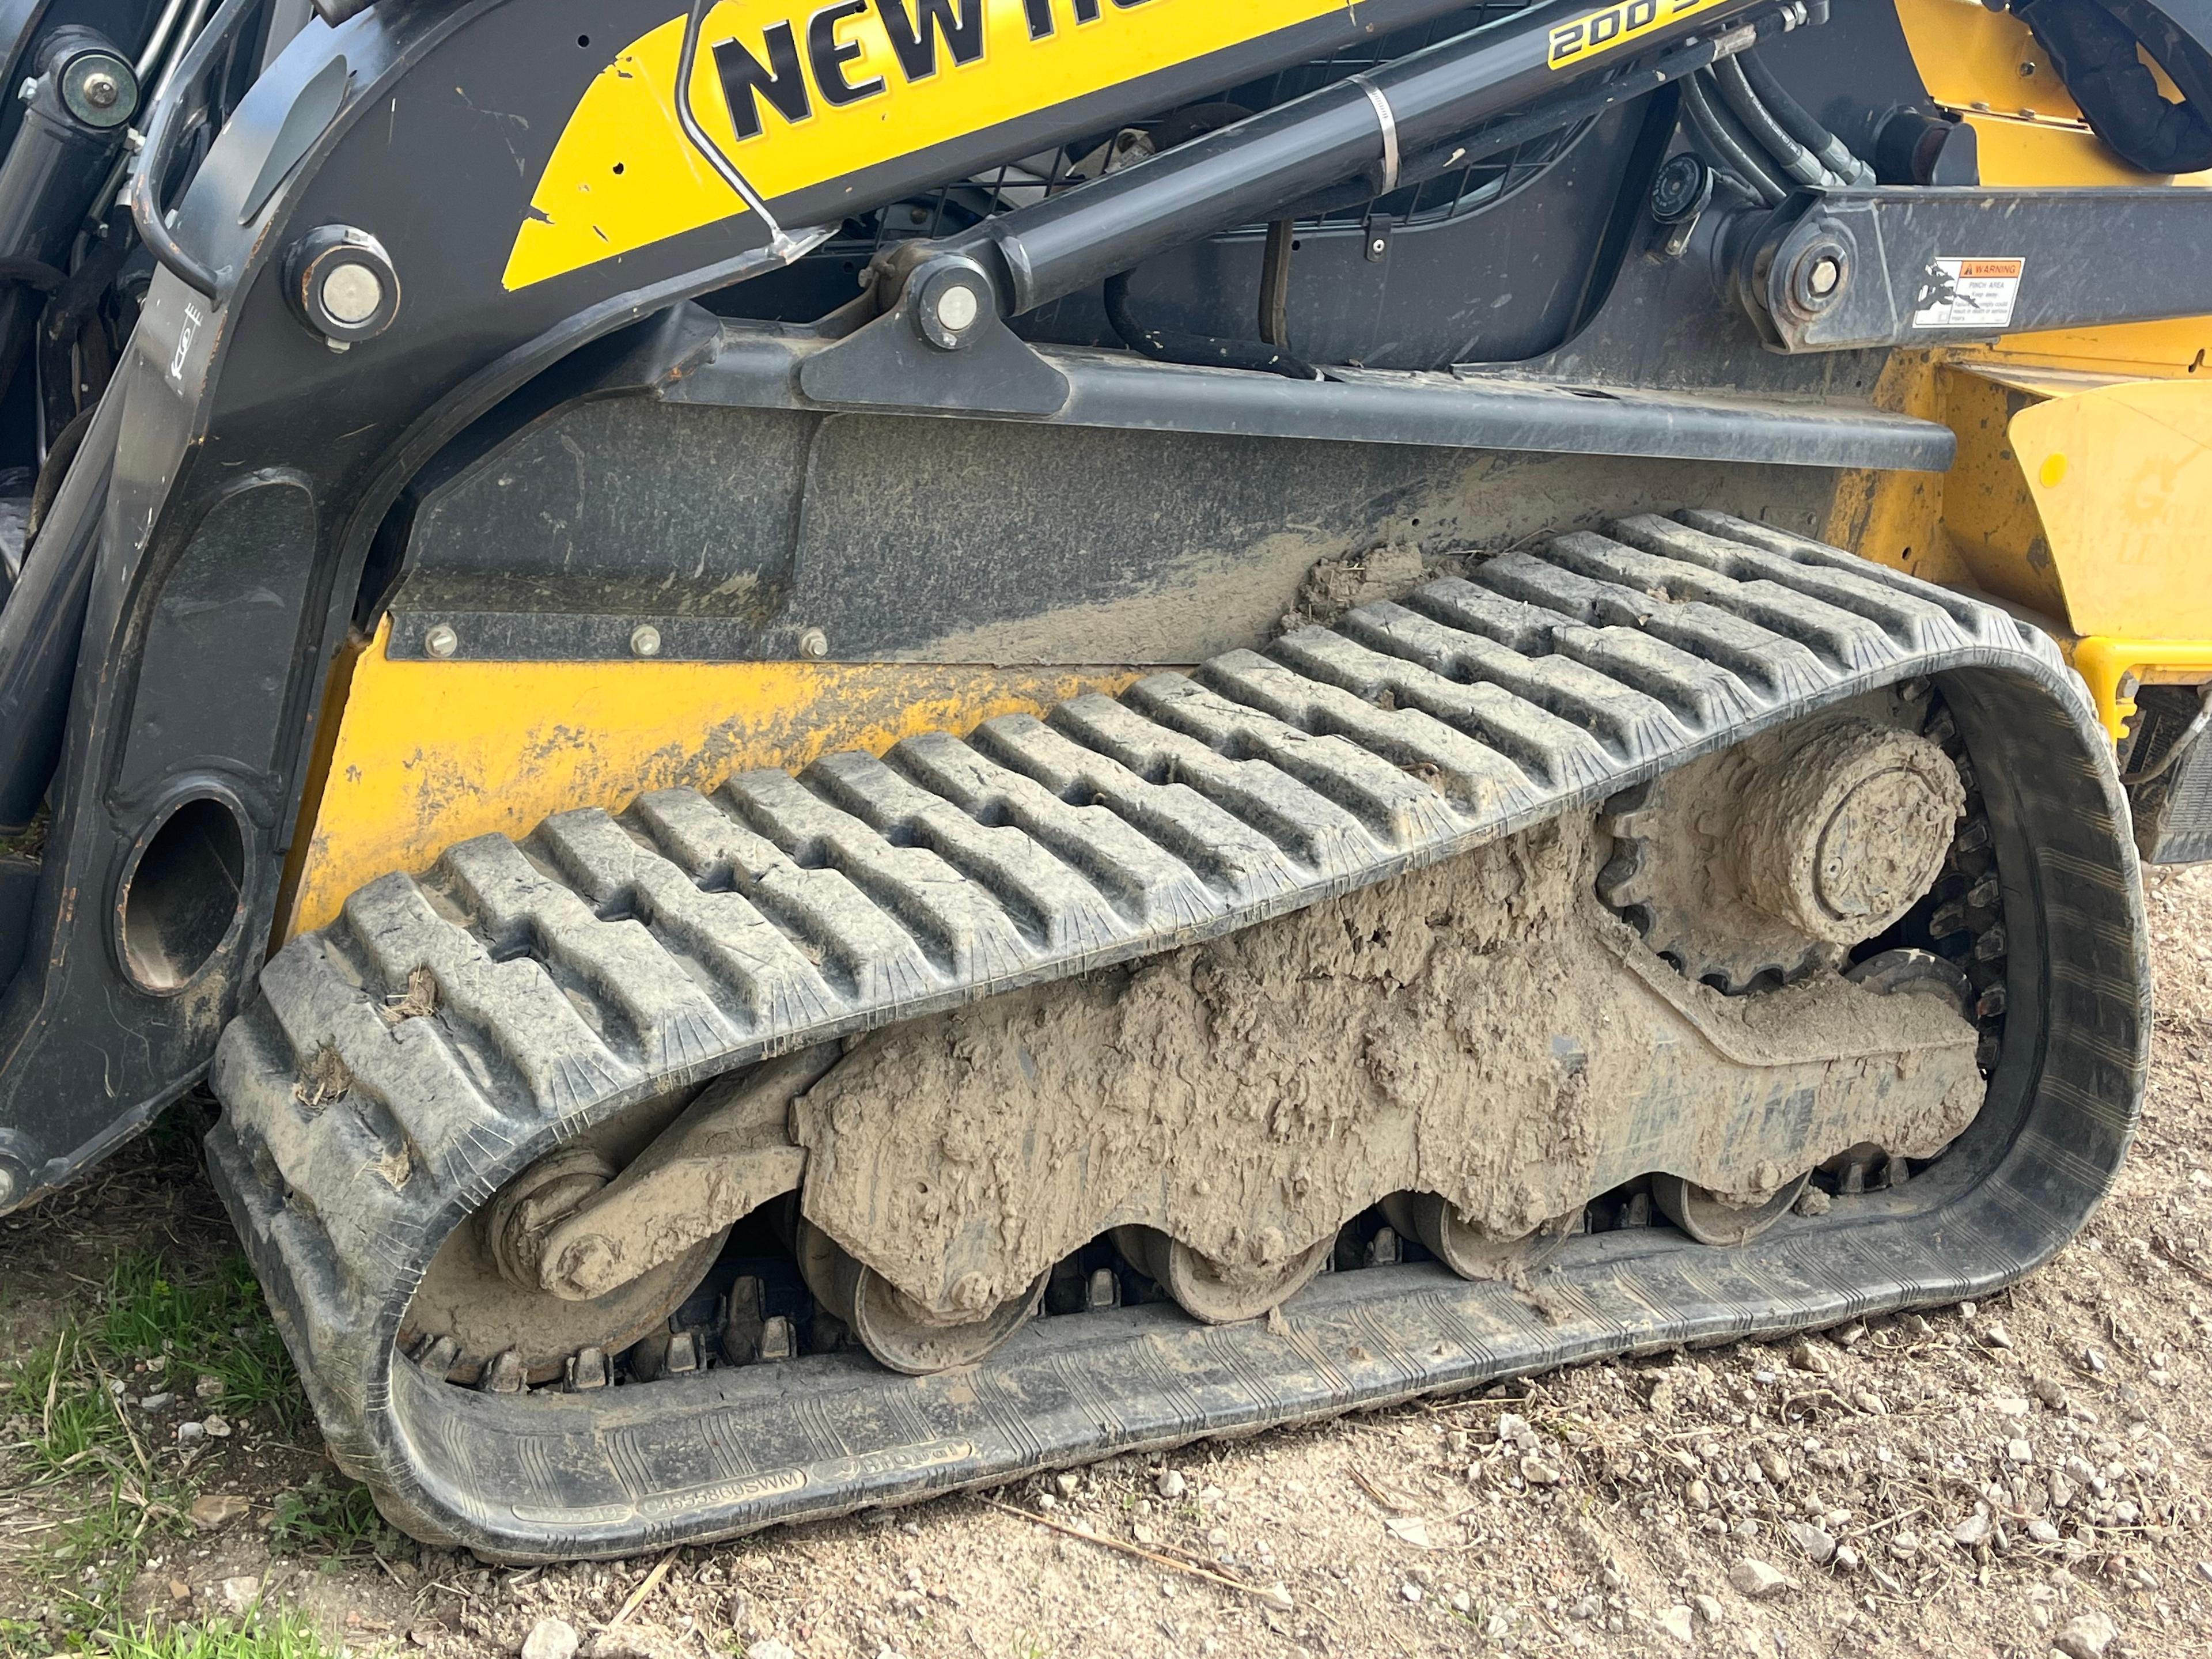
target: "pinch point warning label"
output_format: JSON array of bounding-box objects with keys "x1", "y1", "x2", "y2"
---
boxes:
[{"x1": 1912, "y1": 257, "x2": 2024, "y2": 330}]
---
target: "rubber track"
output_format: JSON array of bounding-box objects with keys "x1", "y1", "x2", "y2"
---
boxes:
[{"x1": 205, "y1": 512, "x2": 2149, "y2": 1560}]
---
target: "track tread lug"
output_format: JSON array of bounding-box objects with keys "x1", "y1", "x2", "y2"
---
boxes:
[
  {"x1": 721, "y1": 768, "x2": 1033, "y2": 983},
  {"x1": 1194, "y1": 649, "x2": 1541, "y2": 823}
]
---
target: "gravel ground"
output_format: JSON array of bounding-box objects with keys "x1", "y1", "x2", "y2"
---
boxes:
[{"x1": 5, "y1": 862, "x2": 2209, "y2": 1659}]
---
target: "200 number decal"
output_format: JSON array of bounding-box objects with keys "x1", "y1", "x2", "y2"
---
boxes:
[{"x1": 1547, "y1": 0, "x2": 1731, "y2": 69}]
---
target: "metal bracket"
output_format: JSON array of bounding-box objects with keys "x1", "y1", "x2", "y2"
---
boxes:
[{"x1": 798, "y1": 263, "x2": 1071, "y2": 418}]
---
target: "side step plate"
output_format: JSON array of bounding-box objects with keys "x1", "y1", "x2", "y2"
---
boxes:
[{"x1": 206, "y1": 511, "x2": 2148, "y2": 1560}]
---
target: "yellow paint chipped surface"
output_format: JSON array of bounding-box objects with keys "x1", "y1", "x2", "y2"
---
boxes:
[{"x1": 282, "y1": 620, "x2": 1142, "y2": 939}]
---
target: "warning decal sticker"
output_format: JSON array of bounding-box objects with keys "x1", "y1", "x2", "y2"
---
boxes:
[{"x1": 1911, "y1": 257, "x2": 2025, "y2": 331}]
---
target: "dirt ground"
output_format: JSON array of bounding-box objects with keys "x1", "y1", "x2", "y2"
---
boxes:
[{"x1": 4, "y1": 861, "x2": 2210, "y2": 1659}]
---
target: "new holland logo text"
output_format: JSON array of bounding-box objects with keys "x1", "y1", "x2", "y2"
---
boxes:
[
  {"x1": 718, "y1": 1, "x2": 1152, "y2": 141},
  {"x1": 503, "y1": 0, "x2": 1347, "y2": 291},
  {"x1": 1546, "y1": 0, "x2": 1732, "y2": 70}
]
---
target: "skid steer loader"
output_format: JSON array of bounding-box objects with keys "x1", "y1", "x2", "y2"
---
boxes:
[{"x1": 0, "y1": 0, "x2": 2205, "y2": 1560}]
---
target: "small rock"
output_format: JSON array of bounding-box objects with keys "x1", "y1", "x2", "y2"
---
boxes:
[
  {"x1": 2032, "y1": 1374, "x2": 2070, "y2": 1410},
  {"x1": 1727, "y1": 1558, "x2": 1793, "y2": 1600},
  {"x1": 2085, "y1": 1347, "x2": 2108, "y2": 1374},
  {"x1": 168, "y1": 1579, "x2": 191, "y2": 1604},
  {"x1": 1691, "y1": 1593, "x2": 1725, "y2": 1625},
  {"x1": 175, "y1": 1421, "x2": 206, "y2": 1445},
  {"x1": 139, "y1": 1393, "x2": 175, "y2": 1412},
  {"x1": 1889, "y1": 1532, "x2": 1922, "y2": 1560},
  {"x1": 2051, "y1": 1472, "x2": 2079, "y2": 1509},
  {"x1": 202, "y1": 1414, "x2": 233, "y2": 1439},
  {"x1": 1400, "y1": 1581, "x2": 1423, "y2": 1604},
  {"x1": 1988, "y1": 1395, "x2": 2031, "y2": 1417},
  {"x1": 1853, "y1": 1389, "x2": 1887, "y2": 1416},
  {"x1": 1448, "y1": 1590, "x2": 1473, "y2": 1615},
  {"x1": 1952, "y1": 1505, "x2": 1992, "y2": 1548},
  {"x1": 1520, "y1": 1456, "x2": 1562, "y2": 1486},
  {"x1": 1657, "y1": 1604, "x2": 1696, "y2": 1646},
  {"x1": 1646, "y1": 1378, "x2": 1679, "y2": 1417},
  {"x1": 1054, "y1": 1472, "x2": 1080, "y2": 1498},
  {"x1": 1154, "y1": 1469, "x2": 1186, "y2": 1500},
  {"x1": 1832, "y1": 1543, "x2": 1861, "y2": 1572},
  {"x1": 1755, "y1": 1447, "x2": 1791, "y2": 1487},
  {"x1": 1782, "y1": 1518, "x2": 1836, "y2": 1565},
  {"x1": 1959, "y1": 1300, "x2": 1977, "y2": 1319},
  {"x1": 1497, "y1": 1412, "x2": 1540, "y2": 1452},
  {"x1": 2051, "y1": 1611, "x2": 2119, "y2": 1659},
  {"x1": 2028, "y1": 1519, "x2": 2062, "y2": 1544},
  {"x1": 188, "y1": 1493, "x2": 249, "y2": 1532},
  {"x1": 1257, "y1": 1585, "x2": 1294, "y2": 1614},
  {"x1": 2006, "y1": 1438, "x2": 2035, "y2": 1466},
  {"x1": 744, "y1": 1645, "x2": 797, "y2": 1659},
  {"x1": 1982, "y1": 1320, "x2": 2013, "y2": 1350},
  {"x1": 1569, "y1": 1595, "x2": 1600, "y2": 1621},
  {"x1": 194, "y1": 1375, "x2": 224, "y2": 1400},
  {"x1": 1033, "y1": 1493, "x2": 1056, "y2": 1510},
  {"x1": 520, "y1": 1619, "x2": 580, "y2": 1659},
  {"x1": 218, "y1": 1577, "x2": 262, "y2": 1615},
  {"x1": 1794, "y1": 1188, "x2": 1831, "y2": 1218},
  {"x1": 1787, "y1": 1340, "x2": 1833, "y2": 1377},
  {"x1": 1685, "y1": 1478, "x2": 1713, "y2": 1512}
]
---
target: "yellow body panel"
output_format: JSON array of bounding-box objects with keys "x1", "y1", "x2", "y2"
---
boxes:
[
  {"x1": 280, "y1": 622, "x2": 1143, "y2": 940},
  {"x1": 2008, "y1": 378, "x2": 2212, "y2": 641},
  {"x1": 1895, "y1": 0, "x2": 2084, "y2": 121},
  {"x1": 1838, "y1": 2, "x2": 2212, "y2": 740}
]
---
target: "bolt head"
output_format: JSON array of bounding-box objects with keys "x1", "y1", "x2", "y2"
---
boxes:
[
  {"x1": 424, "y1": 624, "x2": 459, "y2": 659},
  {"x1": 319, "y1": 261, "x2": 385, "y2": 326},
  {"x1": 797, "y1": 627, "x2": 830, "y2": 661},
  {"x1": 630, "y1": 623, "x2": 662, "y2": 658},
  {"x1": 0, "y1": 1166, "x2": 15, "y2": 1209},
  {"x1": 1808, "y1": 255, "x2": 1843, "y2": 297},
  {"x1": 933, "y1": 281, "x2": 981, "y2": 334},
  {"x1": 82, "y1": 71, "x2": 118, "y2": 108}
]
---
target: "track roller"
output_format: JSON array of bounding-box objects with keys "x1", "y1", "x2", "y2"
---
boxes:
[
  {"x1": 1382, "y1": 1193, "x2": 1582, "y2": 1281},
  {"x1": 1650, "y1": 1171, "x2": 1811, "y2": 1247},
  {"x1": 1113, "y1": 1226, "x2": 1334, "y2": 1324}
]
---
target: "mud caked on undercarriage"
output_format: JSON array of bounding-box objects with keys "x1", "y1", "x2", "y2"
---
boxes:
[{"x1": 0, "y1": 0, "x2": 2199, "y2": 1559}]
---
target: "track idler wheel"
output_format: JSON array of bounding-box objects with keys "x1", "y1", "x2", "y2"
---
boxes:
[
  {"x1": 1650, "y1": 1171, "x2": 1811, "y2": 1247},
  {"x1": 401, "y1": 1146, "x2": 730, "y2": 1388},
  {"x1": 1113, "y1": 1226, "x2": 1333, "y2": 1324},
  {"x1": 1382, "y1": 1194, "x2": 1581, "y2": 1282},
  {"x1": 796, "y1": 1219, "x2": 1045, "y2": 1376}
]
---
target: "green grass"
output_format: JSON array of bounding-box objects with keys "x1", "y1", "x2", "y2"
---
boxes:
[
  {"x1": 93, "y1": 1251, "x2": 302, "y2": 1433},
  {"x1": 1, "y1": 1241, "x2": 312, "y2": 1653},
  {"x1": 90, "y1": 1615, "x2": 341, "y2": 1659},
  {"x1": 266, "y1": 1478, "x2": 404, "y2": 1560}
]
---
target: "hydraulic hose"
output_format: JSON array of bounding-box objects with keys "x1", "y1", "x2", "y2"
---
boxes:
[
  {"x1": 1711, "y1": 55, "x2": 1836, "y2": 186},
  {"x1": 1679, "y1": 70, "x2": 1788, "y2": 204},
  {"x1": 1737, "y1": 51, "x2": 1876, "y2": 184}
]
